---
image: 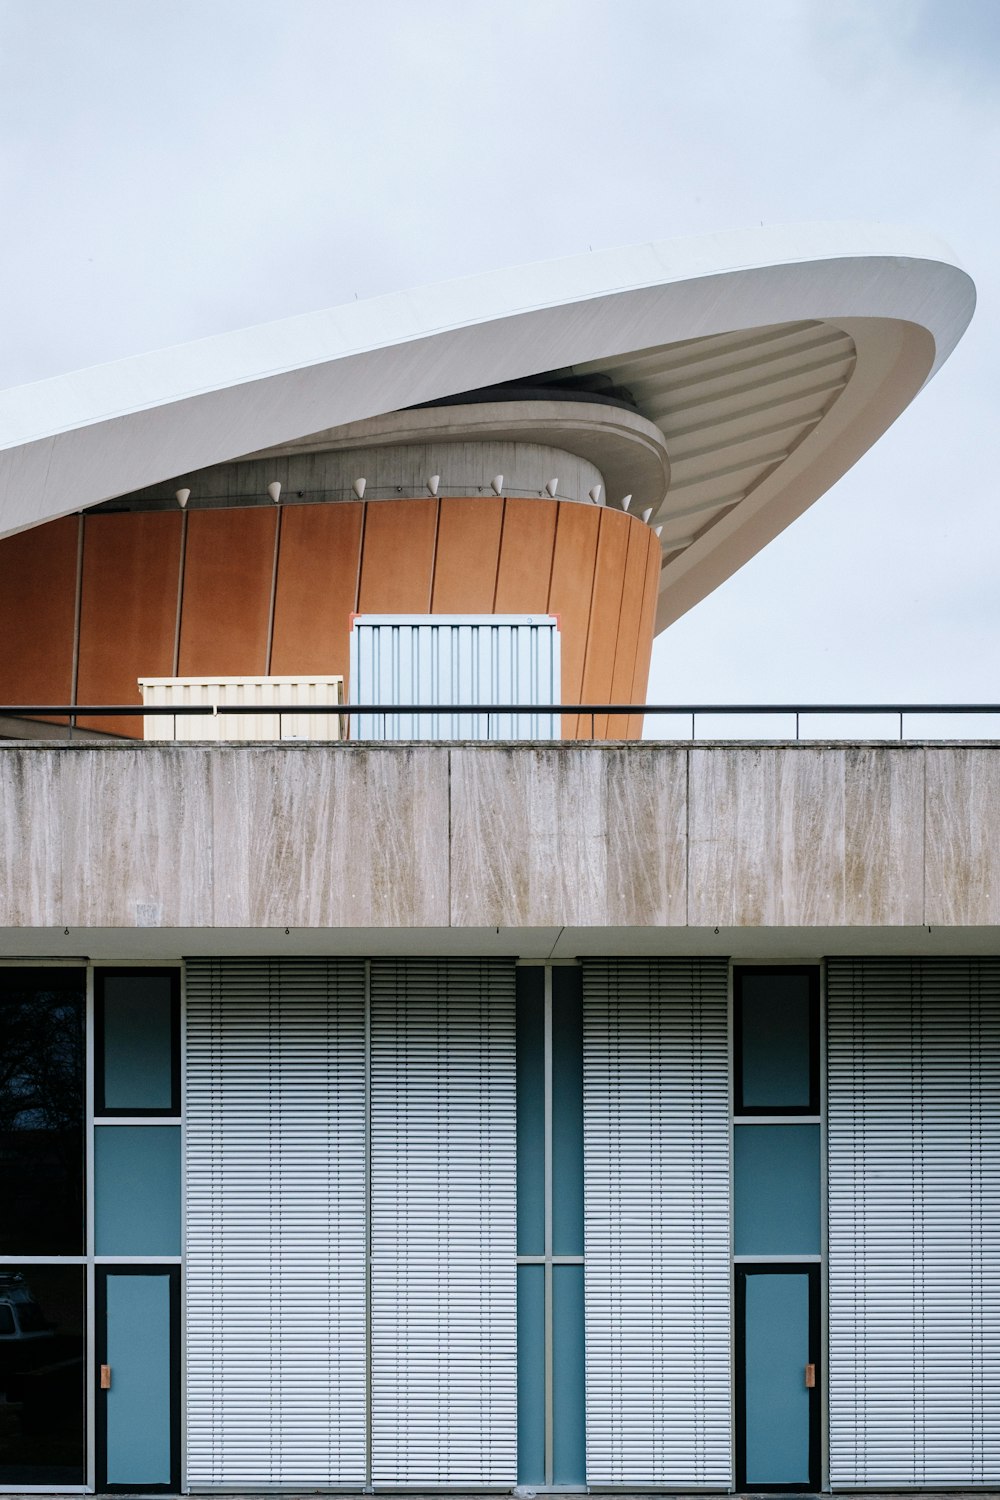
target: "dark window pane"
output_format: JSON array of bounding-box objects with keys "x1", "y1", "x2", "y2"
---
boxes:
[
  {"x1": 0, "y1": 1266, "x2": 85, "y2": 1485},
  {"x1": 516, "y1": 967, "x2": 545, "y2": 1256},
  {"x1": 552, "y1": 966, "x2": 584, "y2": 1255},
  {"x1": 0, "y1": 970, "x2": 84, "y2": 1254},
  {"x1": 737, "y1": 970, "x2": 815, "y2": 1111},
  {"x1": 98, "y1": 972, "x2": 177, "y2": 1113}
]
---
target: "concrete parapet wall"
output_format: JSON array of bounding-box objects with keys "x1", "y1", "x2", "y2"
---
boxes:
[{"x1": 0, "y1": 741, "x2": 997, "y2": 935}]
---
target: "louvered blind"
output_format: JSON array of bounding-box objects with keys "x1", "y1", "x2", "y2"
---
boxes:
[
  {"x1": 582, "y1": 958, "x2": 731, "y2": 1487},
  {"x1": 185, "y1": 958, "x2": 367, "y2": 1486},
  {"x1": 370, "y1": 958, "x2": 517, "y2": 1484},
  {"x1": 828, "y1": 958, "x2": 1000, "y2": 1488}
]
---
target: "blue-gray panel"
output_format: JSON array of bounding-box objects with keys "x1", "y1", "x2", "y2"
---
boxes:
[
  {"x1": 552, "y1": 968, "x2": 584, "y2": 1256},
  {"x1": 740, "y1": 971, "x2": 812, "y2": 1108},
  {"x1": 95, "y1": 1126, "x2": 181, "y2": 1255},
  {"x1": 553, "y1": 1264, "x2": 586, "y2": 1484},
  {"x1": 517, "y1": 970, "x2": 545, "y2": 1256},
  {"x1": 517, "y1": 1264, "x2": 545, "y2": 1484},
  {"x1": 744, "y1": 1272, "x2": 810, "y2": 1486},
  {"x1": 102, "y1": 975, "x2": 174, "y2": 1110},
  {"x1": 106, "y1": 1273, "x2": 172, "y2": 1485},
  {"x1": 734, "y1": 1124, "x2": 820, "y2": 1255}
]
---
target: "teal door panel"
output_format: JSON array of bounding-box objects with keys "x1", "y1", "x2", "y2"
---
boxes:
[
  {"x1": 98, "y1": 1269, "x2": 178, "y2": 1491},
  {"x1": 737, "y1": 1266, "x2": 818, "y2": 1490}
]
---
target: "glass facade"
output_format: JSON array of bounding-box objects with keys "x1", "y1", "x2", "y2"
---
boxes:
[
  {"x1": 733, "y1": 967, "x2": 822, "y2": 1492},
  {"x1": 0, "y1": 1265, "x2": 85, "y2": 1486},
  {"x1": 515, "y1": 964, "x2": 586, "y2": 1485},
  {"x1": 0, "y1": 965, "x2": 181, "y2": 1492},
  {"x1": 0, "y1": 970, "x2": 85, "y2": 1257},
  {"x1": 0, "y1": 970, "x2": 86, "y2": 1487}
]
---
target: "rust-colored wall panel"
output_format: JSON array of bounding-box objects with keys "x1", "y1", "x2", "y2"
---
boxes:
[
  {"x1": 270, "y1": 503, "x2": 363, "y2": 680},
  {"x1": 179, "y1": 508, "x2": 277, "y2": 677},
  {"x1": 0, "y1": 495, "x2": 659, "y2": 743},
  {"x1": 430, "y1": 498, "x2": 503, "y2": 613},
  {"x1": 358, "y1": 499, "x2": 438, "y2": 613},
  {"x1": 547, "y1": 503, "x2": 601, "y2": 737},
  {"x1": 627, "y1": 539, "x2": 662, "y2": 738},
  {"x1": 494, "y1": 498, "x2": 558, "y2": 613},
  {"x1": 606, "y1": 521, "x2": 658, "y2": 742},
  {"x1": 578, "y1": 509, "x2": 631, "y2": 739},
  {"x1": 77, "y1": 511, "x2": 183, "y2": 737},
  {"x1": 0, "y1": 515, "x2": 79, "y2": 720}
]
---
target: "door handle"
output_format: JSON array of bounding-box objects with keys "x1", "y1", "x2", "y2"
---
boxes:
[
  {"x1": 100, "y1": 1364, "x2": 112, "y2": 1390},
  {"x1": 805, "y1": 1363, "x2": 816, "y2": 1389}
]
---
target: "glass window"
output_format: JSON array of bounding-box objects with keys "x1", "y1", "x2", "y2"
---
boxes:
[
  {"x1": 551, "y1": 966, "x2": 584, "y2": 1256},
  {"x1": 516, "y1": 1263, "x2": 545, "y2": 1484},
  {"x1": 96, "y1": 969, "x2": 179, "y2": 1115},
  {"x1": 734, "y1": 1123, "x2": 821, "y2": 1255},
  {"x1": 0, "y1": 969, "x2": 85, "y2": 1254},
  {"x1": 95, "y1": 1125, "x2": 181, "y2": 1255},
  {"x1": 552, "y1": 1264, "x2": 586, "y2": 1483},
  {"x1": 0, "y1": 1266, "x2": 85, "y2": 1485},
  {"x1": 516, "y1": 967, "x2": 545, "y2": 1257},
  {"x1": 735, "y1": 968, "x2": 818, "y2": 1113}
]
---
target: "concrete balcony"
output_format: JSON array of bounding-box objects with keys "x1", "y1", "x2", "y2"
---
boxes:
[{"x1": 1, "y1": 739, "x2": 998, "y2": 961}]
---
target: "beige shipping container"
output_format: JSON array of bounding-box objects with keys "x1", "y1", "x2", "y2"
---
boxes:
[{"x1": 139, "y1": 675, "x2": 345, "y2": 741}]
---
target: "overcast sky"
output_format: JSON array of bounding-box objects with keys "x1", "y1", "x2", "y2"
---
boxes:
[{"x1": 1, "y1": 0, "x2": 997, "y2": 711}]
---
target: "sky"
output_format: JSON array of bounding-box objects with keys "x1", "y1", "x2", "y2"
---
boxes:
[{"x1": 1, "y1": 0, "x2": 997, "y2": 711}]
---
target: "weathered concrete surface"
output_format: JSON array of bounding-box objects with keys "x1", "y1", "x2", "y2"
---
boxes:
[{"x1": 0, "y1": 740, "x2": 997, "y2": 932}]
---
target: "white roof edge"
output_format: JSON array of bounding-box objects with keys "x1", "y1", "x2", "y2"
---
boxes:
[
  {"x1": 0, "y1": 222, "x2": 975, "y2": 541},
  {"x1": 0, "y1": 221, "x2": 973, "y2": 440}
]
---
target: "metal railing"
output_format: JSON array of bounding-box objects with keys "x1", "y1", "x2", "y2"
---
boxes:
[{"x1": 2, "y1": 702, "x2": 1000, "y2": 742}]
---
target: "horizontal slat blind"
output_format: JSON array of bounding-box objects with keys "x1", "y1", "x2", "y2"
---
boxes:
[
  {"x1": 185, "y1": 958, "x2": 367, "y2": 1486},
  {"x1": 582, "y1": 958, "x2": 731, "y2": 1486},
  {"x1": 370, "y1": 958, "x2": 517, "y2": 1484},
  {"x1": 828, "y1": 957, "x2": 1000, "y2": 1488}
]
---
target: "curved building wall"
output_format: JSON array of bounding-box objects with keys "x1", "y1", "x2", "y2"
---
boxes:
[{"x1": 0, "y1": 499, "x2": 661, "y2": 740}]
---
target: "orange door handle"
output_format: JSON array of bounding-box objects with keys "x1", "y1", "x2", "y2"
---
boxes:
[
  {"x1": 100, "y1": 1364, "x2": 112, "y2": 1390},
  {"x1": 805, "y1": 1363, "x2": 816, "y2": 1388}
]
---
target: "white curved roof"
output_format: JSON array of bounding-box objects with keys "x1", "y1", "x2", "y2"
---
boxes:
[{"x1": 0, "y1": 222, "x2": 975, "y2": 633}]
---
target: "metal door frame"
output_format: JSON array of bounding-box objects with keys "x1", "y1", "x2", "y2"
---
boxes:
[
  {"x1": 735, "y1": 1261, "x2": 820, "y2": 1492},
  {"x1": 95, "y1": 1265, "x2": 180, "y2": 1494}
]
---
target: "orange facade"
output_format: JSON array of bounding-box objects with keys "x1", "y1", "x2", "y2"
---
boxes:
[{"x1": 0, "y1": 499, "x2": 660, "y2": 740}]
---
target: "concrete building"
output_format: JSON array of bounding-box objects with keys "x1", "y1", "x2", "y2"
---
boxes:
[{"x1": 0, "y1": 225, "x2": 995, "y2": 1496}]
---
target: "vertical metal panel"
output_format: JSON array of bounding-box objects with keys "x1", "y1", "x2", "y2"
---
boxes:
[
  {"x1": 350, "y1": 614, "x2": 560, "y2": 740},
  {"x1": 184, "y1": 959, "x2": 367, "y2": 1486},
  {"x1": 582, "y1": 957, "x2": 732, "y2": 1487},
  {"x1": 369, "y1": 958, "x2": 517, "y2": 1484},
  {"x1": 827, "y1": 958, "x2": 1000, "y2": 1488}
]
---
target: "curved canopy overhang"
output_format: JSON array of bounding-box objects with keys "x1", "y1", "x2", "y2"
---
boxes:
[{"x1": 0, "y1": 222, "x2": 975, "y2": 634}]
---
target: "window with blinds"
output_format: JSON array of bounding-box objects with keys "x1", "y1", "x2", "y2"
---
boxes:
[
  {"x1": 827, "y1": 957, "x2": 1000, "y2": 1488},
  {"x1": 581, "y1": 957, "x2": 732, "y2": 1487},
  {"x1": 370, "y1": 957, "x2": 517, "y2": 1485},
  {"x1": 185, "y1": 958, "x2": 368, "y2": 1487}
]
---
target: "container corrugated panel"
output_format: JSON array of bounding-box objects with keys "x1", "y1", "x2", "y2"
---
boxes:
[
  {"x1": 370, "y1": 958, "x2": 517, "y2": 1485},
  {"x1": 184, "y1": 958, "x2": 368, "y2": 1486},
  {"x1": 139, "y1": 674, "x2": 344, "y2": 741},
  {"x1": 827, "y1": 957, "x2": 1000, "y2": 1489},
  {"x1": 349, "y1": 614, "x2": 560, "y2": 740},
  {"x1": 581, "y1": 958, "x2": 732, "y2": 1488}
]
